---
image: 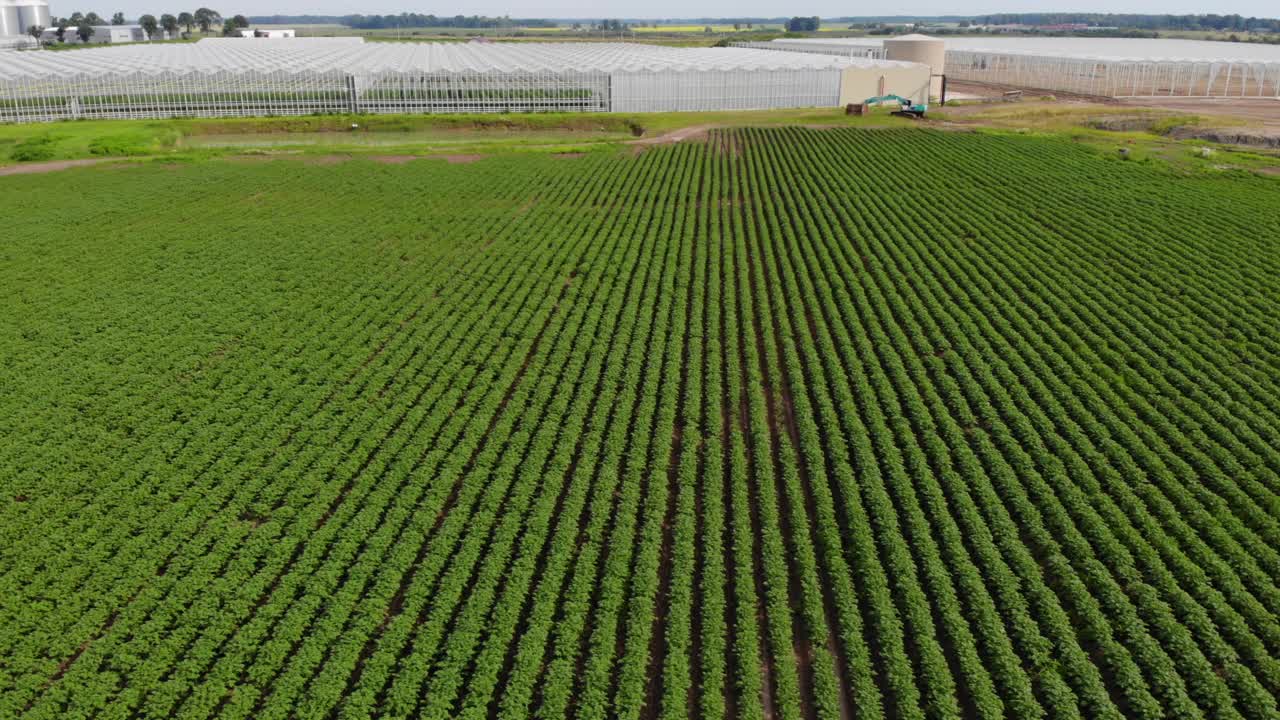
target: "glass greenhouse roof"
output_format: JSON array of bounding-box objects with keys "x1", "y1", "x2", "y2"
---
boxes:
[{"x1": 0, "y1": 39, "x2": 921, "y2": 79}]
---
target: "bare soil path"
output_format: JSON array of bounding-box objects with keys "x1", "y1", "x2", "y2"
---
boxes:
[
  {"x1": 628, "y1": 125, "x2": 718, "y2": 146},
  {"x1": 0, "y1": 158, "x2": 115, "y2": 176},
  {"x1": 1120, "y1": 97, "x2": 1280, "y2": 129}
]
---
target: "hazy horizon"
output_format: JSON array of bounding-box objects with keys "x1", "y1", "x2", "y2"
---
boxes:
[{"x1": 68, "y1": 3, "x2": 1280, "y2": 23}]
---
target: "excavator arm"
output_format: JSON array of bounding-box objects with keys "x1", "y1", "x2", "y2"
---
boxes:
[{"x1": 864, "y1": 94, "x2": 928, "y2": 118}]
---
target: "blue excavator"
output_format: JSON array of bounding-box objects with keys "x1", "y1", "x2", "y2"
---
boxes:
[{"x1": 848, "y1": 95, "x2": 928, "y2": 119}]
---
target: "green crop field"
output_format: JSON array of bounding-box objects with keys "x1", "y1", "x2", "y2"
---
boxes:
[{"x1": 3, "y1": 127, "x2": 1280, "y2": 720}]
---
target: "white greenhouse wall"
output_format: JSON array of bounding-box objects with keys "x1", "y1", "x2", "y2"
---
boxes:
[{"x1": 610, "y1": 69, "x2": 843, "y2": 112}]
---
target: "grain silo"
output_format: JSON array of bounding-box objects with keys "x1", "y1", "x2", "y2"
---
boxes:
[
  {"x1": 0, "y1": 0, "x2": 21, "y2": 37},
  {"x1": 16, "y1": 0, "x2": 50, "y2": 31},
  {"x1": 0, "y1": 0, "x2": 49, "y2": 36},
  {"x1": 884, "y1": 34, "x2": 945, "y2": 99}
]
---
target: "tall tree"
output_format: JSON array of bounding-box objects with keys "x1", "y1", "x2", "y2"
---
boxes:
[
  {"x1": 194, "y1": 7, "x2": 220, "y2": 33},
  {"x1": 26, "y1": 24, "x2": 44, "y2": 40},
  {"x1": 111, "y1": 12, "x2": 125, "y2": 24},
  {"x1": 139, "y1": 13, "x2": 158, "y2": 38},
  {"x1": 54, "y1": 19, "x2": 69, "y2": 41},
  {"x1": 177, "y1": 11, "x2": 193, "y2": 33},
  {"x1": 76, "y1": 23, "x2": 95, "y2": 41},
  {"x1": 84, "y1": 12, "x2": 104, "y2": 24},
  {"x1": 68, "y1": 11, "x2": 85, "y2": 24},
  {"x1": 784, "y1": 16, "x2": 820, "y2": 31},
  {"x1": 160, "y1": 13, "x2": 178, "y2": 36}
]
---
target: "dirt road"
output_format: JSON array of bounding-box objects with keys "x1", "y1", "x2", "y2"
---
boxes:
[
  {"x1": 1120, "y1": 97, "x2": 1280, "y2": 129},
  {"x1": 0, "y1": 158, "x2": 115, "y2": 176}
]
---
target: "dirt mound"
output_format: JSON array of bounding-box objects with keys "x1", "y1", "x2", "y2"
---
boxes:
[{"x1": 1167, "y1": 127, "x2": 1280, "y2": 149}]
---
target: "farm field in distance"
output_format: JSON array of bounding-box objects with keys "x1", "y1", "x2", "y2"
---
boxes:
[{"x1": 3, "y1": 126, "x2": 1280, "y2": 720}]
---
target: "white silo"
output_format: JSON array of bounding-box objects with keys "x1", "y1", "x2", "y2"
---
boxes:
[
  {"x1": 17, "y1": 0, "x2": 51, "y2": 31},
  {"x1": 0, "y1": 0, "x2": 22, "y2": 37},
  {"x1": 883, "y1": 33, "x2": 946, "y2": 100}
]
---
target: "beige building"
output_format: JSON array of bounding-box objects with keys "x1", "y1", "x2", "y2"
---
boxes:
[{"x1": 837, "y1": 63, "x2": 932, "y2": 107}]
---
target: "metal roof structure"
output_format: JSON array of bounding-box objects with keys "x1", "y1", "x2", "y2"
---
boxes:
[{"x1": 0, "y1": 38, "x2": 915, "y2": 79}]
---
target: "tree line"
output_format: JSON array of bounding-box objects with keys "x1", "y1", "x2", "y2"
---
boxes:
[
  {"x1": 975, "y1": 13, "x2": 1280, "y2": 32},
  {"x1": 29, "y1": 7, "x2": 251, "y2": 44},
  {"x1": 337, "y1": 14, "x2": 557, "y2": 30},
  {"x1": 785, "y1": 16, "x2": 821, "y2": 32}
]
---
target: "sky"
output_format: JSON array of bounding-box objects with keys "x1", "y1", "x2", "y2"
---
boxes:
[{"x1": 78, "y1": 1, "x2": 1280, "y2": 22}]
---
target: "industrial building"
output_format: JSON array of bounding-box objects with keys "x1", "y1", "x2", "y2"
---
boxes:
[
  {"x1": 0, "y1": 38, "x2": 931, "y2": 123},
  {"x1": 236, "y1": 28, "x2": 296, "y2": 38},
  {"x1": 38, "y1": 24, "x2": 154, "y2": 44}
]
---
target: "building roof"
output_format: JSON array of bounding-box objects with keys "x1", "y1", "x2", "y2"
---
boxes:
[{"x1": 0, "y1": 38, "x2": 923, "y2": 80}]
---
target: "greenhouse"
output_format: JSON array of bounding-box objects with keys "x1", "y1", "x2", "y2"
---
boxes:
[
  {"x1": 0, "y1": 38, "x2": 926, "y2": 122},
  {"x1": 751, "y1": 37, "x2": 1280, "y2": 98},
  {"x1": 735, "y1": 40, "x2": 887, "y2": 60},
  {"x1": 947, "y1": 50, "x2": 1280, "y2": 98}
]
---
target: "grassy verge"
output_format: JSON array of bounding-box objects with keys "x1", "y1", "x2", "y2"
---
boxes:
[
  {"x1": 1, "y1": 103, "x2": 1274, "y2": 177},
  {"x1": 0, "y1": 107, "x2": 916, "y2": 165}
]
